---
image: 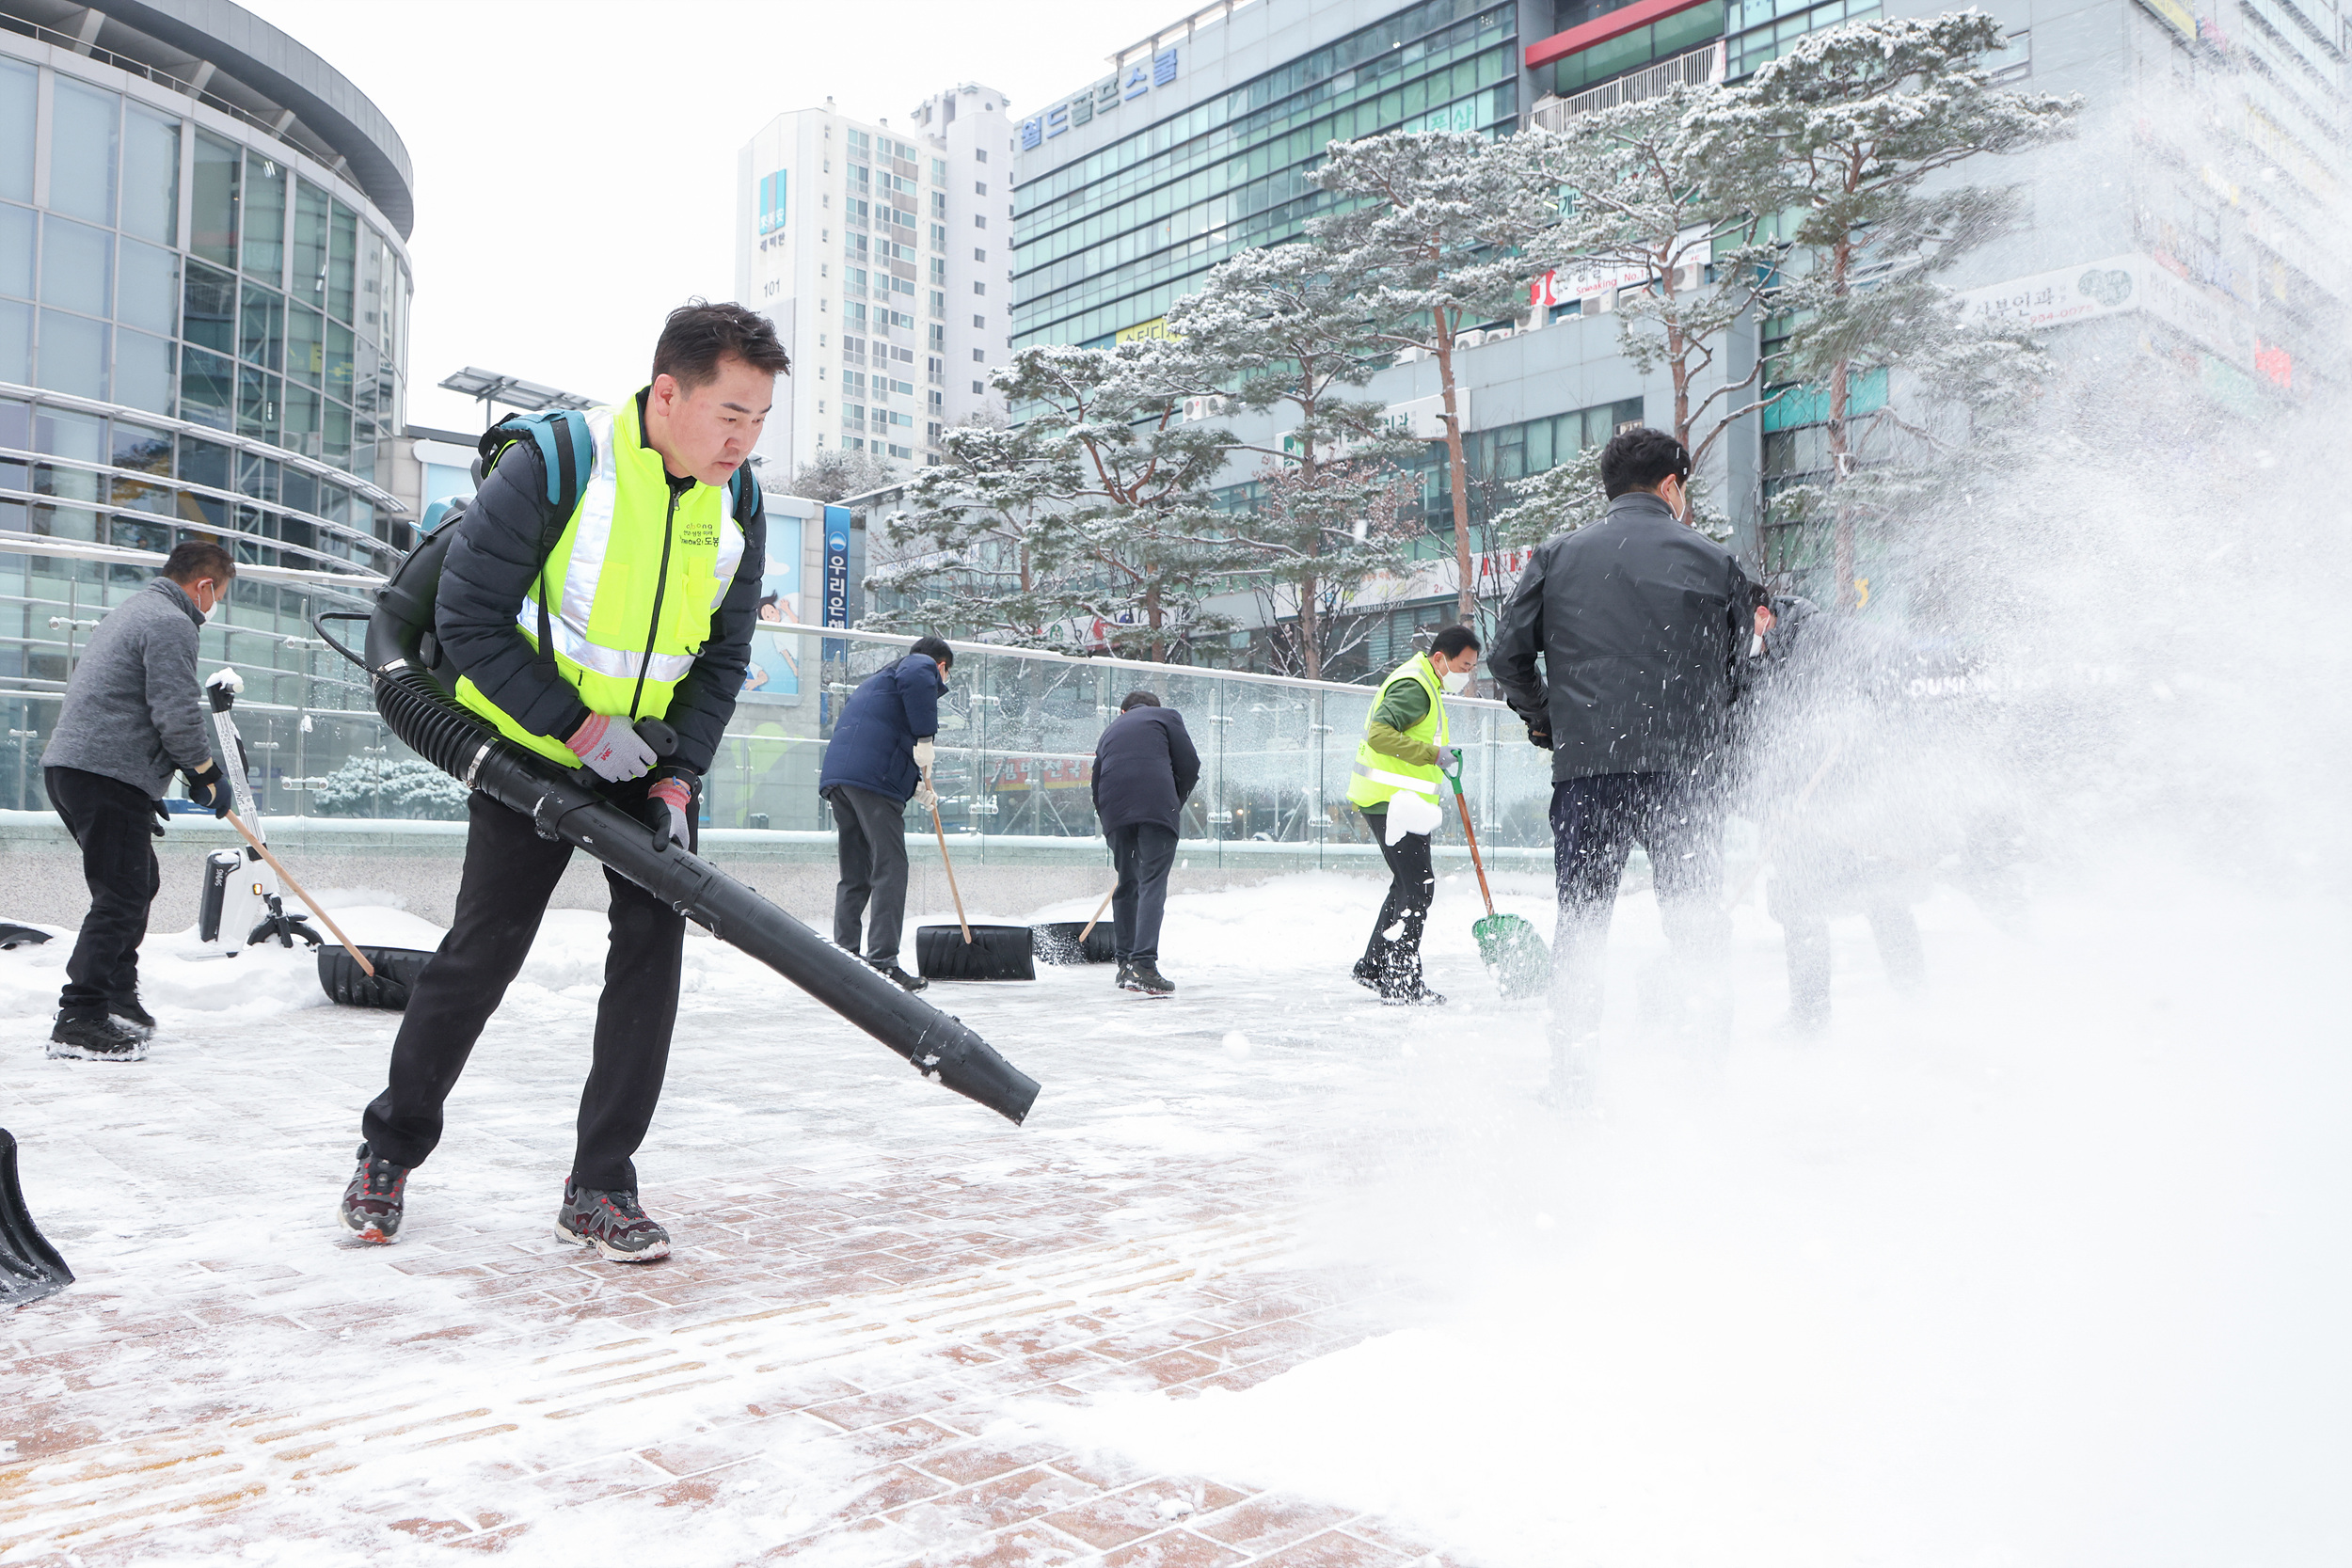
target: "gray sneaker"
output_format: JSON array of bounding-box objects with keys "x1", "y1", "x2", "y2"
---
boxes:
[{"x1": 556, "y1": 1180, "x2": 671, "y2": 1263}]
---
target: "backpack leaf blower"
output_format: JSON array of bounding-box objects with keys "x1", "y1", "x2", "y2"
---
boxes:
[{"x1": 312, "y1": 527, "x2": 1039, "y2": 1126}]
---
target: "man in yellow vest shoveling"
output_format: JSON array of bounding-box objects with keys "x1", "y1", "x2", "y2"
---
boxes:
[
  {"x1": 1347, "y1": 625, "x2": 1483, "y2": 1005},
  {"x1": 339, "y1": 303, "x2": 785, "y2": 1262}
]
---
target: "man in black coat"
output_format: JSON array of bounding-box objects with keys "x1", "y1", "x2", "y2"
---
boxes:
[
  {"x1": 1490, "y1": 427, "x2": 1767, "y2": 1065},
  {"x1": 1089, "y1": 690, "x2": 1200, "y2": 996}
]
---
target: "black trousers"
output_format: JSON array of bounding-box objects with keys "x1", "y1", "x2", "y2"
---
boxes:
[
  {"x1": 1549, "y1": 771, "x2": 1728, "y2": 1041},
  {"x1": 361, "y1": 780, "x2": 688, "y2": 1193},
  {"x1": 45, "y1": 766, "x2": 162, "y2": 1017},
  {"x1": 826, "y1": 784, "x2": 911, "y2": 962},
  {"x1": 1104, "y1": 822, "x2": 1178, "y2": 962},
  {"x1": 1359, "y1": 806, "x2": 1434, "y2": 991}
]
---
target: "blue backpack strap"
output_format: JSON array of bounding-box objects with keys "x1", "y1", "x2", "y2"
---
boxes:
[
  {"x1": 478, "y1": 409, "x2": 595, "y2": 522},
  {"x1": 476, "y1": 408, "x2": 596, "y2": 692}
]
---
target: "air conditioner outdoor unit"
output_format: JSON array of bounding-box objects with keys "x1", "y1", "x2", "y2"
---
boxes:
[{"x1": 1456, "y1": 330, "x2": 1486, "y2": 349}]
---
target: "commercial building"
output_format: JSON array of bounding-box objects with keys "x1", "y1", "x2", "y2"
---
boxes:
[
  {"x1": 1, "y1": 0, "x2": 416, "y2": 808},
  {"x1": 734, "y1": 85, "x2": 1017, "y2": 487},
  {"x1": 1009, "y1": 0, "x2": 2344, "y2": 660}
]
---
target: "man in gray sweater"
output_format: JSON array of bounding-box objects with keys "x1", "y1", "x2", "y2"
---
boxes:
[{"x1": 40, "y1": 541, "x2": 235, "y2": 1060}]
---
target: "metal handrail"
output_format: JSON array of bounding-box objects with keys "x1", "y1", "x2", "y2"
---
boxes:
[
  {"x1": 1525, "y1": 40, "x2": 1726, "y2": 130},
  {"x1": 0, "y1": 448, "x2": 402, "y2": 562},
  {"x1": 0, "y1": 529, "x2": 384, "y2": 589},
  {"x1": 0, "y1": 382, "x2": 409, "y2": 515},
  {"x1": 762, "y1": 620, "x2": 1520, "y2": 706}
]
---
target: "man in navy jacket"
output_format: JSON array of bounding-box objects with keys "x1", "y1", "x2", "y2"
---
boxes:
[
  {"x1": 1089, "y1": 690, "x2": 1200, "y2": 996},
  {"x1": 819, "y1": 637, "x2": 951, "y2": 990}
]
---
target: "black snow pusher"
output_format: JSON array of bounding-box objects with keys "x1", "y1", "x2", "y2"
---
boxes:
[{"x1": 0, "y1": 1127, "x2": 73, "y2": 1307}]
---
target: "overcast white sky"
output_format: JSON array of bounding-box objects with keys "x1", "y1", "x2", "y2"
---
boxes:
[{"x1": 236, "y1": 0, "x2": 1184, "y2": 435}]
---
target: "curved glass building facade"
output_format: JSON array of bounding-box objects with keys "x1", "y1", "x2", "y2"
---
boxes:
[{"x1": 0, "y1": 1, "x2": 414, "y2": 813}]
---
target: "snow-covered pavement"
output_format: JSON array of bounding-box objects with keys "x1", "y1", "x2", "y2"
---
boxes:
[{"x1": 2, "y1": 864, "x2": 2344, "y2": 1567}]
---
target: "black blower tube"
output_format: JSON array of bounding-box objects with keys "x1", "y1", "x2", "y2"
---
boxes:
[{"x1": 321, "y1": 595, "x2": 1039, "y2": 1126}]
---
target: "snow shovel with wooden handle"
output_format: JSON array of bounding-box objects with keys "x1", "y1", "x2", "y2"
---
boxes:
[
  {"x1": 1445, "y1": 760, "x2": 1549, "y2": 1001},
  {"x1": 1033, "y1": 887, "x2": 1117, "y2": 965},
  {"x1": 914, "y1": 771, "x2": 1034, "y2": 981}
]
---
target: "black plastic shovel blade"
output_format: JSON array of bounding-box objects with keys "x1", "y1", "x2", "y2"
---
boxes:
[
  {"x1": 0, "y1": 1127, "x2": 73, "y2": 1307},
  {"x1": 1031, "y1": 921, "x2": 1117, "y2": 965},
  {"x1": 916, "y1": 924, "x2": 1036, "y2": 981}
]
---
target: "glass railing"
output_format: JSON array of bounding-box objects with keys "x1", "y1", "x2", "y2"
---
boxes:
[
  {"x1": 0, "y1": 591, "x2": 1557, "y2": 864},
  {"x1": 710, "y1": 626, "x2": 1557, "y2": 863}
]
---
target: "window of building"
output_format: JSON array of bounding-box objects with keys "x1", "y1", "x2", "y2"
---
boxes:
[
  {"x1": 243, "y1": 151, "x2": 287, "y2": 284},
  {"x1": 973, "y1": 281, "x2": 985, "y2": 296},
  {"x1": 930, "y1": 222, "x2": 946, "y2": 251},
  {"x1": 974, "y1": 182, "x2": 987, "y2": 196},
  {"x1": 975, "y1": 148, "x2": 988, "y2": 164},
  {"x1": 974, "y1": 247, "x2": 987, "y2": 261},
  {"x1": 191, "y1": 133, "x2": 241, "y2": 268},
  {"x1": 973, "y1": 314, "x2": 986, "y2": 328},
  {"x1": 0, "y1": 57, "x2": 33, "y2": 205},
  {"x1": 121, "y1": 105, "x2": 178, "y2": 246},
  {"x1": 931, "y1": 192, "x2": 946, "y2": 218},
  {"x1": 930, "y1": 157, "x2": 946, "y2": 182},
  {"x1": 972, "y1": 348, "x2": 985, "y2": 362},
  {"x1": 48, "y1": 77, "x2": 118, "y2": 229},
  {"x1": 40, "y1": 217, "x2": 111, "y2": 319},
  {"x1": 929, "y1": 325, "x2": 946, "y2": 351},
  {"x1": 974, "y1": 214, "x2": 986, "y2": 230},
  {"x1": 972, "y1": 379, "x2": 985, "y2": 394}
]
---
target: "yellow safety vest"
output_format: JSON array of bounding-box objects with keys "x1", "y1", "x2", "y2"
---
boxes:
[
  {"x1": 456, "y1": 393, "x2": 746, "y2": 766},
  {"x1": 1346, "y1": 652, "x2": 1450, "y2": 811}
]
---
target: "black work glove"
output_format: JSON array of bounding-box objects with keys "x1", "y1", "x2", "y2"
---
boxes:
[
  {"x1": 183, "y1": 761, "x2": 230, "y2": 817},
  {"x1": 151, "y1": 798, "x2": 169, "y2": 838},
  {"x1": 1527, "y1": 724, "x2": 1554, "y2": 752}
]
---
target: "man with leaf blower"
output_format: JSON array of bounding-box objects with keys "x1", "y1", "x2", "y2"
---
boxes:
[
  {"x1": 40, "y1": 540, "x2": 238, "y2": 1061},
  {"x1": 1346, "y1": 625, "x2": 1483, "y2": 1005},
  {"x1": 340, "y1": 303, "x2": 783, "y2": 1261},
  {"x1": 1491, "y1": 426, "x2": 1767, "y2": 1075}
]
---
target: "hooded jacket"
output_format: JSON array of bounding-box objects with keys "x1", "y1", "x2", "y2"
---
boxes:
[{"x1": 1489, "y1": 491, "x2": 1764, "y2": 784}]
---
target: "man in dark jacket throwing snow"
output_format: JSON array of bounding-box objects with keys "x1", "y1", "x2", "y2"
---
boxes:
[
  {"x1": 1490, "y1": 427, "x2": 1766, "y2": 1067},
  {"x1": 1089, "y1": 690, "x2": 1200, "y2": 995},
  {"x1": 819, "y1": 636, "x2": 952, "y2": 991},
  {"x1": 40, "y1": 541, "x2": 236, "y2": 1061}
]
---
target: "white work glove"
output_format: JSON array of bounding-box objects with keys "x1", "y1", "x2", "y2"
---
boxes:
[
  {"x1": 912, "y1": 738, "x2": 936, "y2": 769},
  {"x1": 1433, "y1": 745, "x2": 1462, "y2": 774},
  {"x1": 566, "y1": 713, "x2": 658, "y2": 782},
  {"x1": 645, "y1": 773, "x2": 694, "y2": 847},
  {"x1": 1383, "y1": 791, "x2": 1443, "y2": 844},
  {"x1": 914, "y1": 780, "x2": 938, "y2": 809}
]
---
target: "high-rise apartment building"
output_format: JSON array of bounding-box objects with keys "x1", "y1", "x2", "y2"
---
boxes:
[
  {"x1": 735, "y1": 85, "x2": 1017, "y2": 488},
  {"x1": 1009, "y1": 0, "x2": 2343, "y2": 657}
]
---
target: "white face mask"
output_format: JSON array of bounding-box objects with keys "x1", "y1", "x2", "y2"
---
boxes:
[{"x1": 1440, "y1": 669, "x2": 1470, "y2": 694}]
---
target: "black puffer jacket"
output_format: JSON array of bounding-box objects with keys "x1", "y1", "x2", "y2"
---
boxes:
[
  {"x1": 1489, "y1": 492, "x2": 1764, "y2": 784},
  {"x1": 434, "y1": 411, "x2": 767, "y2": 776}
]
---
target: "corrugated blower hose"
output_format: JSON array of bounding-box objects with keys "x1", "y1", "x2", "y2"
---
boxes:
[{"x1": 312, "y1": 531, "x2": 1039, "y2": 1126}]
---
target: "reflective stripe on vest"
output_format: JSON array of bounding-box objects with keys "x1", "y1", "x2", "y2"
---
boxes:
[
  {"x1": 1345, "y1": 653, "x2": 1450, "y2": 812},
  {"x1": 457, "y1": 394, "x2": 745, "y2": 764}
]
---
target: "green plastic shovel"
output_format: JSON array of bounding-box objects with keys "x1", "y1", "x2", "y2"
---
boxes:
[{"x1": 1445, "y1": 761, "x2": 1550, "y2": 1000}]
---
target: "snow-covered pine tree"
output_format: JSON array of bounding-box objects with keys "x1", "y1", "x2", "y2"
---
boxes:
[
  {"x1": 864, "y1": 422, "x2": 1076, "y2": 648},
  {"x1": 866, "y1": 346, "x2": 1242, "y2": 662},
  {"x1": 1156, "y1": 244, "x2": 1422, "y2": 678},
  {"x1": 1685, "y1": 12, "x2": 2077, "y2": 604},
  {"x1": 1310, "y1": 130, "x2": 1559, "y2": 635},
  {"x1": 1222, "y1": 455, "x2": 1418, "y2": 679},
  {"x1": 1521, "y1": 87, "x2": 1788, "y2": 475},
  {"x1": 310, "y1": 755, "x2": 469, "y2": 820},
  {"x1": 784, "y1": 446, "x2": 897, "y2": 504}
]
